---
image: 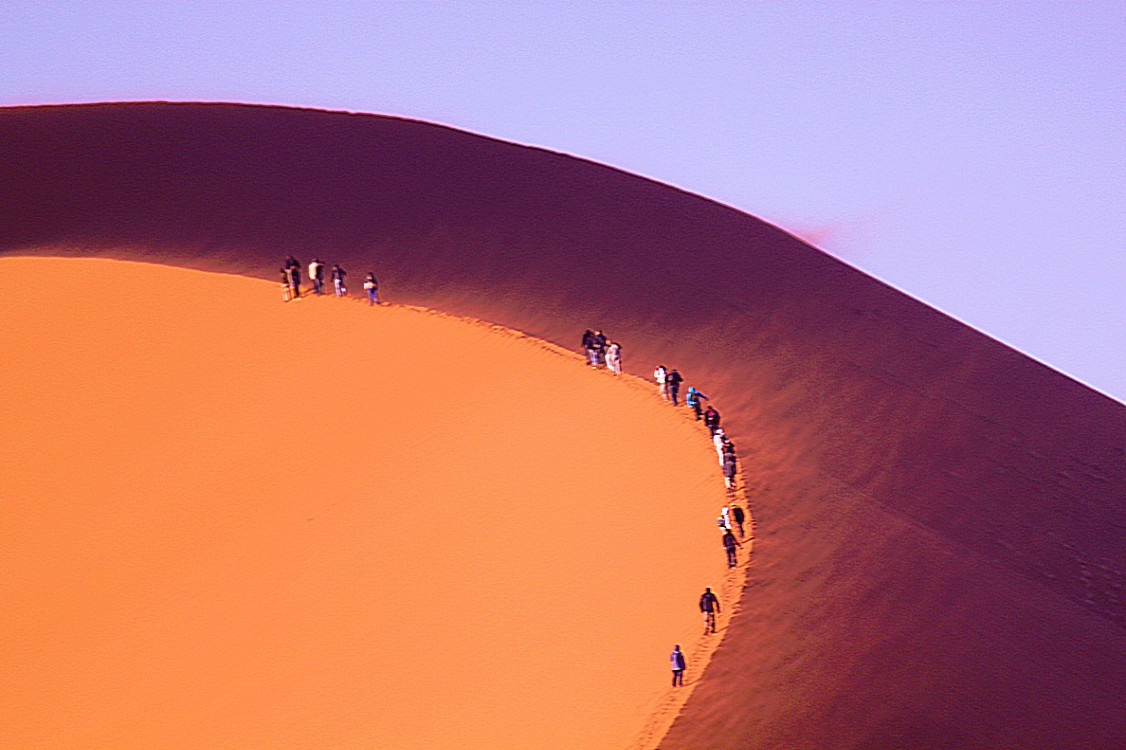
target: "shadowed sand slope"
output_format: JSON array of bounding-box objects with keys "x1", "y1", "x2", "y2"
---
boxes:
[
  {"x1": 2, "y1": 103, "x2": 1125, "y2": 748},
  {"x1": 0, "y1": 257, "x2": 730, "y2": 749}
]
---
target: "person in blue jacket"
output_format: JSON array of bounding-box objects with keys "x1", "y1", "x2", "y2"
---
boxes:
[{"x1": 685, "y1": 386, "x2": 709, "y2": 420}]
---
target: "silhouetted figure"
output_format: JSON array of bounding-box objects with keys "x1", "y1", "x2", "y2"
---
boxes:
[
  {"x1": 731, "y1": 504, "x2": 746, "y2": 538},
  {"x1": 722, "y1": 529, "x2": 742, "y2": 568},
  {"x1": 686, "y1": 386, "x2": 709, "y2": 420},
  {"x1": 332, "y1": 264, "x2": 347, "y2": 296},
  {"x1": 606, "y1": 341, "x2": 622, "y2": 375},
  {"x1": 284, "y1": 256, "x2": 302, "y2": 299},
  {"x1": 703, "y1": 405, "x2": 721, "y2": 437},
  {"x1": 364, "y1": 272, "x2": 380, "y2": 305},
  {"x1": 654, "y1": 365, "x2": 669, "y2": 400},
  {"x1": 582, "y1": 329, "x2": 595, "y2": 366},
  {"x1": 280, "y1": 268, "x2": 292, "y2": 301},
  {"x1": 309, "y1": 258, "x2": 325, "y2": 295},
  {"x1": 666, "y1": 369, "x2": 684, "y2": 405},
  {"x1": 590, "y1": 329, "x2": 607, "y2": 368},
  {"x1": 670, "y1": 645, "x2": 687, "y2": 687},
  {"x1": 699, "y1": 587, "x2": 721, "y2": 634}
]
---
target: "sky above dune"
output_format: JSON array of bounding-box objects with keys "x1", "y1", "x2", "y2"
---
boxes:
[{"x1": 2, "y1": 1, "x2": 1123, "y2": 401}]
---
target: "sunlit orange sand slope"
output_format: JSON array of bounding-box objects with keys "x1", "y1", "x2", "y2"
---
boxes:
[
  {"x1": 0, "y1": 257, "x2": 730, "y2": 749},
  {"x1": 3, "y1": 102, "x2": 1125, "y2": 748}
]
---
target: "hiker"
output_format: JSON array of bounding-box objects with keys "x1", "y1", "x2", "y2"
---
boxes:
[
  {"x1": 699, "y1": 587, "x2": 721, "y2": 634},
  {"x1": 364, "y1": 272, "x2": 380, "y2": 305},
  {"x1": 713, "y1": 429, "x2": 727, "y2": 465},
  {"x1": 703, "y1": 405, "x2": 721, "y2": 437},
  {"x1": 731, "y1": 504, "x2": 746, "y2": 538},
  {"x1": 332, "y1": 264, "x2": 347, "y2": 296},
  {"x1": 670, "y1": 645, "x2": 687, "y2": 687},
  {"x1": 606, "y1": 341, "x2": 622, "y2": 375},
  {"x1": 581, "y1": 330, "x2": 595, "y2": 365},
  {"x1": 685, "y1": 386, "x2": 709, "y2": 420},
  {"x1": 716, "y1": 511, "x2": 731, "y2": 532},
  {"x1": 280, "y1": 268, "x2": 292, "y2": 301},
  {"x1": 590, "y1": 330, "x2": 607, "y2": 368},
  {"x1": 309, "y1": 258, "x2": 325, "y2": 295},
  {"x1": 284, "y1": 256, "x2": 302, "y2": 299},
  {"x1": 654, "y1": 365, "x2": 669, "y2": 400},
  {"x1": 723, "y1": 454, "x2": 737, "y2": 491},
  {"x1": 666, "y1": 369, "x2": 684, "y2": 405},
  {"x1": 722, "y1": 529, "x2": 742, "y2": 568}
]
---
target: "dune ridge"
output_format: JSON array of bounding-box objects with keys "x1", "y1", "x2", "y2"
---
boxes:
[{"x1": 2, "y1": 102, "x2": 1124, "y2": 748}]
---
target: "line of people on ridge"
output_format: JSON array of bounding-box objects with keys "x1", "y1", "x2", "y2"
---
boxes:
[
  {"x1": 578, "y1": 329, "x2": 750, "y2": 689},
  {"x1": 281, "y1": 256, "x2": 381, "y2": 306}
]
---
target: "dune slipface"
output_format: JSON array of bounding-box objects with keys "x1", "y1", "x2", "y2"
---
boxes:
[
  {"x1": 1, "y1": 257, "x2": 735, "y2": 749},
  {"x1": 2, "y1": 103, "x2": 1124, "y2": 748}
]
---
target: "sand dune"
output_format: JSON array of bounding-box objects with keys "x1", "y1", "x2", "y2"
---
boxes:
[
  {"x1": 0, "y1": 257, "x2": 740, "y2": 748},
  {"x1": 2, "y1": 103, "x2": 1124, "y2": 748}
]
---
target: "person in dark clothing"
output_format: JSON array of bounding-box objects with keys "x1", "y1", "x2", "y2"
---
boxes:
[
  {"x1": 284, "y1": 256, "x2": 302, "y2": 299},
  {"x1": 280, "y1": 267, "x2": 292, "y2": 301},
  {"x1": 731, "y1": 504, "x2": 746, "y2": 538},
  {"x1": 581, "y1": 330, "x2": 595, "y2": 366},
  {"x1": 670, "y1": 645, "x2": 687, "y2": 687},
  {"x1": 332, "y1": 264, "x2": 347, "y2": 296},
  {"x1": 666, "y1": 369, "x2": 684, "y2": 405},
  {"x1": 590, "y1": 329, "x2": 607, "y2": 368},
  {"x1": 699, "y1": 587, "x2": 721, "y2": 634},
  {"x1": 703, "y1": 405, "x2": 721, "y2": 437},
  {"x1": 722, "y1": 435, "x2": 736, "y2": 458},
  {"x1": 722, "y1": 529, "x2": 742, "y2": 568}
]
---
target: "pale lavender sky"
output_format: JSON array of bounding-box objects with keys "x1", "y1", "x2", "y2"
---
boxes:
[{"x1": 3, "y1": 1, "x2": 1123, "y2": 401}]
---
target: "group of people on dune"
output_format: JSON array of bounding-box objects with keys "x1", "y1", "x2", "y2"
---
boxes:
[
  {"x1": 580, "y1": 329, "x2": 751, "y2": 689},
  {"x1": 580, "y1": 329, "x2": 623, "y2": 375},
  {"x1": 281, "y1": 256, "x2": 381, "y2": 306}
]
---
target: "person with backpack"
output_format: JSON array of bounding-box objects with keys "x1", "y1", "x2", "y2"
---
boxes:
[
  {"x1": 670, "y1": 645, "x2": 687, "y2": 687},
  {"x1": 364, "y1": 272, "x2": 380, "y2": 305},
  {"x1": 699, "y1": 587, "x2": 721, "y2": 634},
  {"x1": 666, "y1": 369, "x2": 684, "y2": 405},
  {"x1": 654, "y1": 365, "x2": 669, "y2": 400},
  {"x1": 332, "y1": 264, "x2": 347, "y2": 296},
  {"x1": 703, "y1": 405, "x2": 721, "y2": 437},
  {"x1": 685, "y1": 386, "x2": 709, "y2": 420}
]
